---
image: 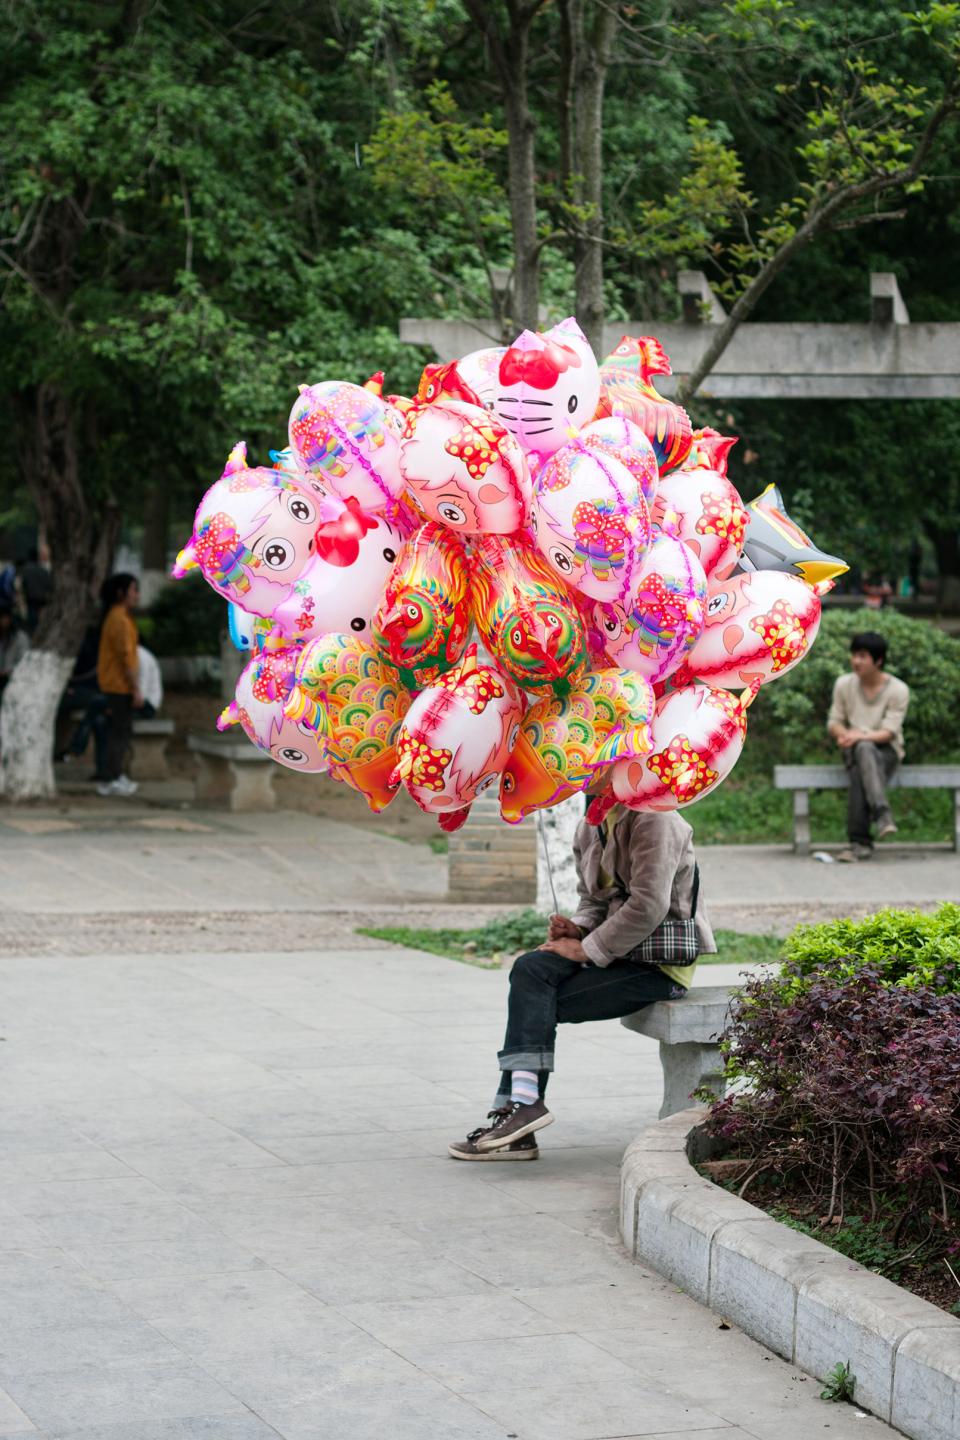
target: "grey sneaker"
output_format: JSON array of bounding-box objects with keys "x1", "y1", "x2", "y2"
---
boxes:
[
  {"x1": 475, "y1": 1099, "x2": 553, "y2": 1151},
  {"x1": 448, "y1": 1113, "x2": 540, "y2": 1162},
  {"x1": 875, "y1": 812, "x2": 898, "y2": 840},
  {"x1": 837, "y1": 844, "x2": 873, "y2": 862}
]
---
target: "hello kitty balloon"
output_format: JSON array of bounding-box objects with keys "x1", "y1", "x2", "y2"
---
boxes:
[
  {"x1": 288, "y1": 380, "x2": 405, "y2": 512},
  {"x1": 399, "y1": 398, "x2": 531, "y2": 535},
  {"x1": 456, "y1": 346, "x2": 505, "y2": 409},
  {"x1": 218, "y1": 648, "x2": 329, "y2": 773},
  {"x1": 389, "y1": 645, "x2": 524, "y2": 832},
  {"x1": 588, "y1": 682, "x2": 756, "y2": 818},
  {"x1": 492, "y1": 318, "x2": 600, "y2": 459}
]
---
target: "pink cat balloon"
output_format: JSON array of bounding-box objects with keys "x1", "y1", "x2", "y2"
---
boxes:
[
  {"x1": 288, "y1": 380, "x2": 405, "y2": 512},
  {"x1": 399, "y1": 398, "x2": 531, "y2": 535},
  {"x1": 492, "y1": 318, "x2": 600, "y2": 459},
  {"x1": 594, "y1": 529, "x2": 706, "y2": 684},
  {"x1": 218, "y1": 648, "x2": 328, "y2": 772},
  {"x1": 389, "y1": 644, "x2": 524, "y2": 832},
  {"x1": 681, "y1": 570, "x2": 821, "y2": 691},
  {"x1": 456, "y1": 346, "x2": 505, "y2": 409},
  {"x1": 532, "y1": 436, "x2": 651, "y2": 603},
  {"x1": 588, "y1": 682, "x2": 756, "y2": 819},
  {"x1": 652, "y1": 429, "x2": 747, "y2": 582}
]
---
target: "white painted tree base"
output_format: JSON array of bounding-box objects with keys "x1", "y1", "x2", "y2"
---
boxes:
[
  {"x1": 535, "y1": 794, "x2": 586, "y2": 916},
  {"x1": 0, "y1": 650, "x2": 74, "y2": 801}
]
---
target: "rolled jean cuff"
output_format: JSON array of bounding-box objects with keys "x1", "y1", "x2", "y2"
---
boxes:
[{"x1": 498, "y1": 1048, "x2": 554, "y2": 1073}]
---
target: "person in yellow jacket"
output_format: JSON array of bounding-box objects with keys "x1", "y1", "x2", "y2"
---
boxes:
[{"x1": 96, "y1": 573, "x2": 142, "y2": 797}]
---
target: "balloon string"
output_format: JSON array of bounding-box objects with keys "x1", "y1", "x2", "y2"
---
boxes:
[{"x1": 536, "y1": 810, "x2": 559, "y2": 915}]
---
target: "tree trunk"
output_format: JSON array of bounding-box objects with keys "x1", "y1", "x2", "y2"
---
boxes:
[
  {"x1": 922, "y1": 519, "x2": 960, "y2": 609},
  {"x1": 465, "y1": 0, "x2": 544, "y2": 333},
  {"x1": 3, "y1": 385, "x2": 119, "y2": 800},
  {"x1": 536, "y1": 794, "x2": 584, "y2": 914},
  {"x1": 565, "y1": 1, "x2": 619, "y2": 357}
]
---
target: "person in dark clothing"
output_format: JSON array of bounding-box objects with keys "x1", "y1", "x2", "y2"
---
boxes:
[{"x1": 96, "y1": 574, "x2": 141, "y2": 797}]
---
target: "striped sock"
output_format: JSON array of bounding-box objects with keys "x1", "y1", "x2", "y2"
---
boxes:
[{"x1": 510, "y1": 1070, "x2": 539, "y2": 1105}]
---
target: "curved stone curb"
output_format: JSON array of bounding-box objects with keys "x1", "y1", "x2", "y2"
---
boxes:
[{"x1": 620, "y1": 1106, "x2": 960, "y2": 1440}]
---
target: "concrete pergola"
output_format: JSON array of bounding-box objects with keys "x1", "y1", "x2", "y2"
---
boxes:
[{"x1": 400, "y1": 271, "x2": 960, "y2": 400}]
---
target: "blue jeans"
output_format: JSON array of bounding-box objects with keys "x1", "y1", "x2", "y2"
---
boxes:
[{"x1": 495, "y1": 949, "x2": 686, "y2": 1105}]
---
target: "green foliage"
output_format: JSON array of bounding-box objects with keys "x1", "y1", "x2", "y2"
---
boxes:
[
  {"x1": 146, "y1": 574, "x2": 223, "y2": 657},
  {"x1": 777, "y1": 902, "x2": 960, "y2": 996},
  {"x1": 819, "y1": 1361, "x2": 857, "y2": 1404},
  {"x1": 748, "y1": 608, "x2": 960, "y2": 764}
]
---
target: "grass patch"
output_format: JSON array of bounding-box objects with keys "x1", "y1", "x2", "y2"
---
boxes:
[
  {"x1": 357, "y1": 911, "x2": 783, "y2": 970},
  {"x1": 687, "y1": 776, "x2": 953, "y2": 846}
]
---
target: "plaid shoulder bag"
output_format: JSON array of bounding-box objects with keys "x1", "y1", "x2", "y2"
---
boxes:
[{"x1": 624, "y1": 865, "x2": 701, "y2": 965}]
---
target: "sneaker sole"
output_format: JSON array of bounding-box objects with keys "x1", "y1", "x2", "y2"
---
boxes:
[
  {"x1": 447, "y1": 1145, "x2": 539, "y2": 1161},
  {"x1": 476, "y1": 1113, "x2": 555, "y2": 1151}
]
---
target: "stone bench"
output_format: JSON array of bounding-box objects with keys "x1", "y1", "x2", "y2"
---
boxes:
[
  {"x1": 621, "y1": 986, "x2": 734, "y2": 1119},
  {"x1": 773, "y1": 762, "x2": 960, "y2": 854},
  {"x1": 130, "y1": 717, "x2": 176, "y2": 781},
  {"x1": 187, "y1": 731, "x2": 276, "y2": 812}
]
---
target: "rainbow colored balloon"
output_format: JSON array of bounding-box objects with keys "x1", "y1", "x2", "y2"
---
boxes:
[
  {"x1": 371, "y1": 522, "x2": 470, "y2": 691},
  {"x1": 284, "y1": 633, "x2": 411, "y2": 812},
  {"x1": 288, "y1": 381, "x2": 405, "y2": 512},
  {"x1": 472, "y1": 533, "x2": 588, "y2": 697},
  {"x1": 500, "y1": 668, "x2": 655, "y2": 824},
  {"x1": 595, "y1": 336, "x2": 693, "y2": 474},
  {"x1": 390, "y1": 645, "x2": 524, "y2": 831}
]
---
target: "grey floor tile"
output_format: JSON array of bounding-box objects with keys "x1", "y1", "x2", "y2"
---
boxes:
[
  {"x1": 39, "y1": 1417, "x2": 280, "y2": 1440},
  {"x1": 0, "y1": 1365, "x2": 248, "y2": 1434},
  {"x1": 249, "y1": 1376, "x2": 509, "y2": 1440},
  {"x1": 341, "y1": 1291, "x2": 564, "y2": 1351},
  {"x1": 0, "y1": 1383, "x2": 37, "y2": 1435},
  {"x1": 64, "y1": 1238, "x2": 267, "y2": 1283},
  {"x1": 34, "y1": 1203, "x2": 222, "y2": 1249},
  {"x1": 276, "y1": 1236, "x2": 493, "y2": 1307},
  {"x1": 0, "y1": 1322, "x2": 182, "y2": 1380}
]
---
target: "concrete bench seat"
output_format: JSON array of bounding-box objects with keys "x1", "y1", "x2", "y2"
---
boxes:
[
  {"x1": 130, "y1": 717, "x2": 176, "y2": 781},
  {"x1": 621, "y1": 986, "x2": 734, "y2": 1118},
  {"x1": 773, "y1": 762, "x2": 960, "y2": 854},
  {"x1": 187, "y1": 731, "x2": 276, "y2": 812}
]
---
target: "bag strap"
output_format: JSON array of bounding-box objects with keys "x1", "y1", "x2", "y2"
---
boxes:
[{"x1": 690, "y1": 863, "x2": 700, "y2": 919}]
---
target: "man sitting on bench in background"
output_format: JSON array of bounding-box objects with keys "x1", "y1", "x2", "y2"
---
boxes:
[
  {"x1": 448, "y1": 806, "x2": 715, "y2": 1162},
  {"x1": 828, "y1": 630, "x2": 910, "y2": 863}
]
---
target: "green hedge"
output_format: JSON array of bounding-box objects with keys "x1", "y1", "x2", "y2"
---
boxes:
[
  {"x1": 772, "y1": 903, "x2": 960, "y2": 999},
  {"x1": 746, "y1": 607, "x2": 960, "y2": 764}
]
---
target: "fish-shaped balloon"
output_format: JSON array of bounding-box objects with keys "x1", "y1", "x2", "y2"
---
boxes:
[
  {"x1": 588, "y1": 682, "x2": 757, "y2": 819},
  {"x1": 284, "y1": 634, "x2": 411, "y2": 811},
  {"x1": 472, "y1": 533, "x2": 589, "y2": 697},
  {"x1": 390, "y1": 644, "x2": 524, "y2": 832},
  {"x1": 594, "y1": 336, "x2": 693, "y2": 474},
  {"x1": 736, "y1": 485, "x2": 848, "y2": 586},
  {"x1": 500, "y1": 668, "x2": 655, "y2": 824},
  {"x1": 371, "y1": 522, "x2": 470, "y2": 691}
]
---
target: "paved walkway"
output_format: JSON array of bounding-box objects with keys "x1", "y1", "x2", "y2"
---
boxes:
[{"x1": 0, "y1": 801, "x2": 922, "y2": 1438}]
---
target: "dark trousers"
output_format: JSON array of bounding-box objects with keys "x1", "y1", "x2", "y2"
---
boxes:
[
  {"x1": 495, "y1": 949, "x2": 686, "y2": 1104},
  {"x1": 843, "y1": 740, "x2": 897, "y2": 846},
  {"x1": 102, "y1": 693, "x2": 133, "y2": 782}
]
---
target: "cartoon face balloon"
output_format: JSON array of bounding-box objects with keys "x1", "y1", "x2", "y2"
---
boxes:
[
  {"x1": 173, "y1": 461, "x2": 327, "y2": 614},
  {"x1": 218, "y1": 648, "x2": 328, "y2": 773},
  {"x1": 390, "y1": 645, "x2": 524, "y2": 832},
  {"x1": 595, "y1": 336, "x2": 692, "y2": 474},
  {"x1": 532, "y1": 438, "x2": 651, "y2": 603},
  {"x1": 371, "y1": 522, "x2": 470, "y2": 691},
  {"x1": 594, "y1": 530, "x2": 706, "y2": 685},
  {"x1": 264, "y1": 497, "x2": 406, "y2": 646},
  {"x1": 284, "y1": 633, "x2": 411, "y2": 812},
  {"x1": 493, "y1": 318, "x2": 600, "y2": 459},
  {"x1": 472, "y1": 533, "x2": 588, "y2": 697},
  {"x1": 683, "y1": 569, "x2": 821, "y2": 690},
  {"x1": 500, "y1": 668, "x2": 655, "y2": 824},
  {"x1": 588, "y1": 683, "x2": 755, "y2": 819},
  {"x1": 736, "y1": 485, "x2": 848, "y2": 586},
  {"x1": 399, "y1": 398, "x2": 531, "y2": 535},
  {"x1": 288, "y1": 381, "x2": 405, "y2": 512},
  {"x1": 653, "y1": 459, "x2": 748, "y2": 584}
]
